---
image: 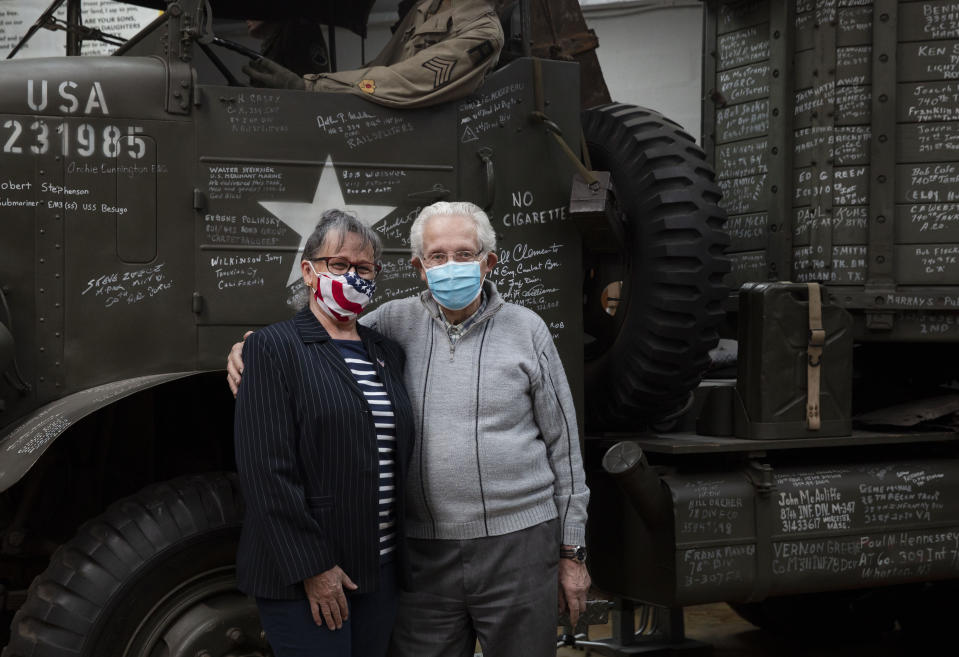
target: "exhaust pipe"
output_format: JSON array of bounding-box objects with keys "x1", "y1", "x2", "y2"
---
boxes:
[{"x1": 602, "y1": 441, "x2": 671, "y2": 529}]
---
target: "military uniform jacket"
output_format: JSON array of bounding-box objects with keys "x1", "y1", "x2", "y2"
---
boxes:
[
  {"x1": 304, "y1": 0, "x2": 504, "y2": 107},
  {"x1": 234, "y1": 307, "x2": 414, "y2": 599}
]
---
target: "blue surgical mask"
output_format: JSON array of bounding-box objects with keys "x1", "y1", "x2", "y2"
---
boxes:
[{"x1": 425, "y1": 261, "x2": 483, "y2": 311}]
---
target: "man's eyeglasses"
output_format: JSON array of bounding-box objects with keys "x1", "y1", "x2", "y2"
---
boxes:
[
  {"x1": 309, "y1": 257, "x2": 382, "y2": 279},
  {"x1": 422, "y1": 250, "x2": 484, "y2": 268}
]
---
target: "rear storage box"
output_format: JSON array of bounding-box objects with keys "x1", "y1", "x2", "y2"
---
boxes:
[{"x1": 735, "y1": 282, "x2": 853, "y2": 438}]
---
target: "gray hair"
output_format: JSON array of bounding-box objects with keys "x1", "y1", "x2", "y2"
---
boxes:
[
  {"x1": 303, "y1": 209, "x2": 383, "y2": 262},
  {"x1": 409, "y1": 201, "x2": 496, "y2": 258}
]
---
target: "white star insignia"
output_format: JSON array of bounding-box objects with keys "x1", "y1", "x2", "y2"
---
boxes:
[{"x1": 259, "y1": 156, "x2": 398, "y2": 286}]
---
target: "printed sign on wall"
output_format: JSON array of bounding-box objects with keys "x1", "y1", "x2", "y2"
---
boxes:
[{"x1": 1, "y1": 0, "x2": 158, "y2": 58}]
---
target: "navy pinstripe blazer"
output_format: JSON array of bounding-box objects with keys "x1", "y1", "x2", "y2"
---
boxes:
[{"x1": 234, "y1": 307, "x2": 414, "y2": 600}]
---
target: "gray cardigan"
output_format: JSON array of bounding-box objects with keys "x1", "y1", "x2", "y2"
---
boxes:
[{"x1": 362, "y1": 280, "x2": 588, "y2": 544}]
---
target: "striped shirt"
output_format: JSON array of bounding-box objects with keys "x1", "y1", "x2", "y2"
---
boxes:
[{"x1": 332, "y1": 339, "x2": 397, "y2": 561}]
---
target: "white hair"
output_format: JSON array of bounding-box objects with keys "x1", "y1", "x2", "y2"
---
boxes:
[{"x1": 409, "y1": 201, "x2": 497, "y2": 258}]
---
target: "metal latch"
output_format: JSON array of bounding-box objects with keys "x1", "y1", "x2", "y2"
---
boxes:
[
  {"x1": 407, "y1": 184, "x2": 451, "y2": 201},
  {"x1": 865, "y1": 312, "x2": 895, "y2": 331},
  {"x1": 746, "y1": 461, "x2": 776, "y2": 498}
]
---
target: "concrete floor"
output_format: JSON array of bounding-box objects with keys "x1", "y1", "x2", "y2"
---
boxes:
[{"x1": 555, "y1": 602, "x2": 911, "y2": 656}]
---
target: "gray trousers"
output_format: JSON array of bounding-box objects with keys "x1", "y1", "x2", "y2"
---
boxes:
[{"x1": 390, "y1": 519, "x2": 559, "y2": 657}]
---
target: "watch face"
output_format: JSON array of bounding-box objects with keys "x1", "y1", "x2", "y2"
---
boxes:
[{"x1": 575, "y1": 547, "x2": 587, "y2": 562}]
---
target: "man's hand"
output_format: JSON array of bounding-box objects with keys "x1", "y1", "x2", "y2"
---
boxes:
[
  {"x1": 558, "y1": 557, "x2": 591, "y2": 627},
  {"x1": 242, "y1": 58, "x2": 307, "y2": 90},
  {"x1": 227, "y1": 331, "x2": 252, "y2": 397},
  {"x1": 304, "y1": 566, "x2": 359, "y2": 629}
]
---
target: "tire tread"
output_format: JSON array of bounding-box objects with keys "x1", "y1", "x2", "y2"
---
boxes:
[{"x1": 3, "y1": 473, "x2": 242, "y2": 657}]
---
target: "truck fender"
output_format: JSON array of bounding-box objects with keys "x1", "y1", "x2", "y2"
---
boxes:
[{"x1": 0, "y1": 372, "x2": 201, "y2": 492}]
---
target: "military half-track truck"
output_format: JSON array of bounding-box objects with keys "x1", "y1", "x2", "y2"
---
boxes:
[
  {"x1": 13, "y1": 0, "x2": 957, "y2": 654},
  {"x1": 0, "y1": 0, "x2": 731, "y2": 655}
]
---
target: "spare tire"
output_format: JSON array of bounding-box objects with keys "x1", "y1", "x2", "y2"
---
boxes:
[{"x1": 581, "y1": 103, "x2": 730, "y2": 428}]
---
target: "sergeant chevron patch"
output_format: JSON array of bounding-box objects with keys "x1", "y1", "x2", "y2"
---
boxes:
[{"x1": 421, "y1": 56, "x2": 457, "y2": 88}]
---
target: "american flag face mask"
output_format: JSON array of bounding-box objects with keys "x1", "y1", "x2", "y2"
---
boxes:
[{"x1": 308, "y1": 262, "x2": 376, "y2": 323}]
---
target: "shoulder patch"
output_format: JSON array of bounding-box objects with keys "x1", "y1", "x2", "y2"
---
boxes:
[
  {"x1": 421, "y1": 56, "x2": 457, "y2": 89},
  {"x1": 468, "y1": 39, "x2": 496, "y2": 65}
]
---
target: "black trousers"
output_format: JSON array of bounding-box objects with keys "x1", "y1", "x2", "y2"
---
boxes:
[
  {"x1": 257, "y1": 561, "x2": 397, "y2": 657},
  {"x1": 390, "y1": 519, "x2": 559, "y2": 657}
]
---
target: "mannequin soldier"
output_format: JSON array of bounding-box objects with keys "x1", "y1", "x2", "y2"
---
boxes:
[{"x1": 244, "y1": 0, "x2": 505, "y2": 108}]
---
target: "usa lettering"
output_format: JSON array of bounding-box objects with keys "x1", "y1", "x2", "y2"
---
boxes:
[{"x1": 27, "y1": 80, "x2": 110, "y2": 116}]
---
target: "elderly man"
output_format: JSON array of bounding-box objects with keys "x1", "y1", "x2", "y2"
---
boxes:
[
  {"x1": 228, "y1": 201, "x2": 589, "y2": 657},
  {"x1": 244, "y1": 0, "x2": 505, "y2": 108}
]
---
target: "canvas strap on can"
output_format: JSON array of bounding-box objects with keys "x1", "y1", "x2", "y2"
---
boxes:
[
  {"x1": 806, "y1": 282, "x2": 824, "y2": 430},
  {"x1": 530, "y1": 59, "x2": 600, "y2": 190}
]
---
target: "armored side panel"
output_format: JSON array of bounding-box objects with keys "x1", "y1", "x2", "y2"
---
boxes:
[
  {"x1": 735, "y1": 281, "x2": 853, "y2": 438},
  {"x1": 0, "y1": 55, "x2": 584, "y2": 433},
  {"x1": 589, "y1": 454, "x2": 959, "y2": 606},
  {"x1": 0, "y1": 57, "x2": 195, "y2": 429},
  {"x1": 0, "y1": 44, "x2": 585, "y2": 491},
  {"x1": 704, "y1": 0, "x2": 959, "y2": 341}
]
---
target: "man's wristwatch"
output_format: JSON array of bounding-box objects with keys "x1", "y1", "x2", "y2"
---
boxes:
[{"x1": 560, "y1": 545, "x2": 587, "y2": 564}]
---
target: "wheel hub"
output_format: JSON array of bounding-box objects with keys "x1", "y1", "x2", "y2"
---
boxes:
[{"x1": 127, "y1": 567, "x2": 272, "y2": 657}]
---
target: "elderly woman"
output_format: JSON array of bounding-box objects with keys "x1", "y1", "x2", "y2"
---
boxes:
[{"x1": 234, "y1": 209, "x2": 414, "y2": 657}]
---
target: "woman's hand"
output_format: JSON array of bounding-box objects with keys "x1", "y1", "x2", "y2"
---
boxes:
[
  {"x1": 304, "y1": 566, "x2": 359, "y2": 629},
  {"x1": 226, "y1": 331, "x2": 253, "y2": 397}
]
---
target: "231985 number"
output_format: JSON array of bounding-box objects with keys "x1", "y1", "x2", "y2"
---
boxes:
[{"x1": 2, "y1": 119, "x2": 146, "y2": 159}]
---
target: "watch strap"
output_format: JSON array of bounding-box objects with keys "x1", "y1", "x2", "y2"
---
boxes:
[{"x1": 560, "y1": 545, "x2": 587, "y2": 562}]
